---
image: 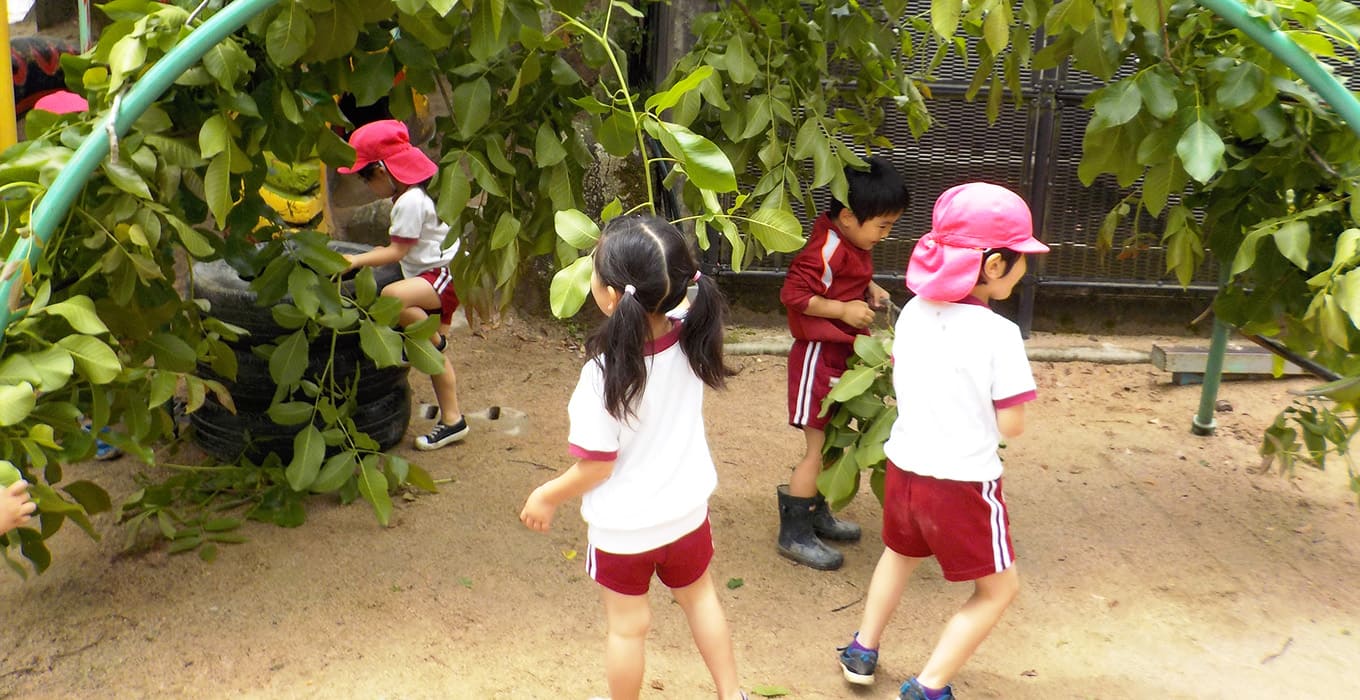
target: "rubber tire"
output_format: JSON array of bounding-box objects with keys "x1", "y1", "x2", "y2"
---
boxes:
[
  {"x1": 197, "y1": 342, "x2": 410, "y2": 411},
  {"x1": 190, "y1": 381, "x2": 412, "y2": 464},
  {"x1": 191, "y1": 241, "x2": 403, "y2": 344}
]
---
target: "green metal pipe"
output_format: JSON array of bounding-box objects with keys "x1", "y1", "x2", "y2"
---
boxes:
[
  {"x1": 1192, "y1": 270, "x2": 1234, "y2": 436},
  {"x1": 0, "y1": 0, "x2": 280, "y2": 333},
  {"x1": 1196, "y1": 0, "x2": 1360, "y2": 140}
]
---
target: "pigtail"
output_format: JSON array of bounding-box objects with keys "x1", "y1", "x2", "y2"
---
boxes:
[
  {"x1": 587, "y1": 289, "x2": 651, "y2": 420},
  {"x1": 680, "y1": 273, "x2": 736, "y2": 390}
]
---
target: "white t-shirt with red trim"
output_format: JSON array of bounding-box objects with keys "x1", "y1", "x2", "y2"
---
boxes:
[
  {"x1": 883, "y1": 296, "x2": 1038, "y2": 482},
  {"x1": 568, "y1": 323, "x2": 716, "y2": 554},
  {"x1": 389, "y1": 187, "x2": 456, "y2": 279}
]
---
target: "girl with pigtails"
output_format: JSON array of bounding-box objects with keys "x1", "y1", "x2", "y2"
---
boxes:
[{"x1": 520, "y1": 215, "x2": 748, "y2": 700}]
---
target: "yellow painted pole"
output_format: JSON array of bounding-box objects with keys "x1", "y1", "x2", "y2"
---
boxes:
[{"x1": 1, "y1": 0, "x2": 19, "y2": 149}]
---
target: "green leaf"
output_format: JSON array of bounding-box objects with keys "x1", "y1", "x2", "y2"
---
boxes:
[
  {"x1": 355, "y1": 267, "x2": 377, "y2": 307},
  {"x1": 108, "y1": 34, "x2": 147, "y2": 92},
  {"x1": 1216, "y1": 62, "x2": 1265, "y2": 110},
  {"x1": 597, "y1": 111, "x2": 636, "y2": 158},
  {"x1": 827, "y1": 365, "x2": 877, "y2": 402},
  {"x1": 490, "y1": 212, "x2": 520, "y2": 250},
  {"x1": 0, "y1": 348, "x2": 73, "y2": 392},
  {"x1": 1176, "y1": 121, "x2": 1224, "y2": 184},
  {"x1": 145, "y1": 332, "x2": 197, "y2": 373},
  {"x1": 554, "y1": 209, "x2": 600, "y2": 249},
  {"x1": 56, "y1": 336, "x2": 122, "y2": 384},
  {"x1": 0, "y1": 382, "x2": 37, "y2": 426},
  {"x1": 646, "y1": 65, "x2": 714, "y2": 113},
  {"x1": 269, "y1": 330, "x2": 310, "y2": 388},
  {"x1": 983, "y1": 4, "x2": 1010, "y2": 55},
  {"x1": 359, "y1": 320, "x2": 404, "y2": 368},
  {"x1": 312, "y1": 452, "x2": 357, "y2": 493},
  {"x1": 1335, "y1": 268, "x2": 1360, "y2": 329},
  {"x1": 1141, "y1": 159, "x2": 1174, "y2": 218},
  {"x1": 655, "y1": 121, "x2": 736, "y2": 192},
  {"x1": 725, "y1": 577, "x2": 744, "y2": 590},
  {"x1": 437, "y1": 160, "x2": 472, "y2": 223},
  {"x1": 267, "y1": 401, "x2": 313, "y2": 426},
  {"x1": 534, "y1": 123, "x2": 568, "y2": 167},
  {"x1": 404, "y1": 462, "x2": 438, "y2": 493},
  {"x1": 41, "y1": 297, "x2": 109, "y2": 334},
  {"x1": 550, "y1": 255, "x2": 595, "y2": 318},
  {"x1": 725, "y1": 32, "x2": 756, "y2": 84},
  {"x1": 204, "y1": 153, "x2": 232, "y2": 228},
  {"x1": 266, "y1": 2, "x2": 314, "y2": 66},
  {"x1": 815, "y1": 449, "x2": 860, "y2": 510},
  {"x1": 357, "y1": 455, "x2": 393, "y2": 526},
  {"x1": 1095, "y1": 81, "x2": 1142, "y2": 126},
  {"x1": 404, "y1": 335, "x2": 445, "y2": 375},
  {"x1": 104, "y1": 160, "x2": 153, "y2": 200},
  {"x1": 1231, "y1": 225, "x2": 1275, "y2": 276},
  {"x1": 747, "y1": 207, "x2": 804, "y2": 253},
  {"x1": 932, "y1": 0, "x2": 962, "y2": 38},
  {"x1": 853, "y1": 335, "x2": 889, "y2": 367},
  {"x1": 286, "y1": 425, "x2": 325, "y2": 492},
  {"x1": 452, "y1": 78, "x2": 492, "y2": 139},
  {"x1": 1273, "y1": 220, "x2": 1311, "y2": 271},
  {"x1": 1137, "y1": 70, "x2": 1179, "y2": 121},
  {"x1": 1047, "y1": 0, "x2": 1095, "y2": 32},
  {"x1": 62, "y1": 480, "x2": 112, "y2": 515}
]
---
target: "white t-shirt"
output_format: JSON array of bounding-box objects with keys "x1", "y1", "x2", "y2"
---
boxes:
[
  {"x1": 883, "y1": 297, "x2": 1037, "y2": 482},
  {"x1": 389, "y1": 187, "x2": 456, "y2": 279},
  {"x1": 568, "y1": 323, "x2": 716, "y2": 554}
]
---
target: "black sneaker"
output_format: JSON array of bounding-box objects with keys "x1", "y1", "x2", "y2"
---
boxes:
[
  {"x1": 838, "y1": 637, "x2": 878, "y2": 685},
  {"x1": 415, "y1": 417, "x2": 469, "y2": 450}
]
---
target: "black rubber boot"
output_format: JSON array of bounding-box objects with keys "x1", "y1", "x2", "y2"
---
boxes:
[
  {"x1": 777, "y1": 485, "x2": 844, "y2": 570},
  {"x1": 812, "y1": 493, "x2": 862, "y2": 542}
]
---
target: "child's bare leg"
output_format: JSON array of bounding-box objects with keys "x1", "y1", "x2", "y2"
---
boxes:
[
  {"x1": 430, "y1": 353, "x2": 461, "y2": 424},
  {"x1": 916, "y1": 565, "x2": 1020, "y2": 689},
  {"x1": 385, "y1": 279, "x2": 444, "y2": 345},
  {"x1": 855, "y1": 549, "x2": 925, "y2": 649},
  {"x1": 670, "y1": 569, "x2": 741, "y2": 700},
  {"x1": 788, "y1": 426, "x2": 825, "y2": 498},
  {"x1": 600, "y1": 588, "x2": 651, "y2": 700}
]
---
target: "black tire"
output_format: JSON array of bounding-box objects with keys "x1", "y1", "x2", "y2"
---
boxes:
[
  {"x1": 197, "y1": 342, "x2": 410, "y2": 410},
  {"x1": 191, "y1": 241, "x2": 403, "y2": 344},
  {"x1": 190, "y1": 382, "x2": 412, "y2": 464},
  {"x1": 11, "y1": 36, "x2": 76, "y2": 116}
]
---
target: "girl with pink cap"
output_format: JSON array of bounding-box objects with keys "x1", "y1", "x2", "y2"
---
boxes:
[
  {"x1": 838, "y1": 182, "x2": 1049, "y2": 700},
  {"x1": 338, "y1": 120, "x2": 469, "y2": 450}
]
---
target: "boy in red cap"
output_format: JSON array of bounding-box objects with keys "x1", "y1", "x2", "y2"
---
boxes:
[
  {"x1": 837, "y1": 182, "x2": 1049, "y2": 699},
  {"x1": 778, "y1": 156, "x2": 910, "y2": 570},
  {"x1": 338, "y1": 119, "x2": 469, "y2": 450}
]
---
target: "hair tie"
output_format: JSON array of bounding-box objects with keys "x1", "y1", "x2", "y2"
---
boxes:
[
  {"x1": 623, "y1": 284, "x2": 636, "y2": 296},
  {"x1": 692, "y1": 270, "x2": 702, "y2": 282}
]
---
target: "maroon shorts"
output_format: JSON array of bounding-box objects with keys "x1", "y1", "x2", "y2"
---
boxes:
[
  {"x1": 882, "y1": 462, "x2": 1015, "y2": 582},
  {"x1": 787, "y1": 340, "x2": 853, "y2": 430},
  {"x1": 416, "y1": 268, "x2": 460, "y2": 325},
  {"x1": 586, "y1": 518, "x2": 714, "y2": 596}
]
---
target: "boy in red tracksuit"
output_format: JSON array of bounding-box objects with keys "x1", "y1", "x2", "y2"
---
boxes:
[{"x1": 777, "y1": 156, "x2": 910, "y2": 570}]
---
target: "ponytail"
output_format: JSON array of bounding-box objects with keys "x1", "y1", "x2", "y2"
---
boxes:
[
  {"x1": 587, "y1": 286, "x2": 650, "y2": 420},
  {"x1": 679, "y1": 272, "x2": 735, "y2": 391}
]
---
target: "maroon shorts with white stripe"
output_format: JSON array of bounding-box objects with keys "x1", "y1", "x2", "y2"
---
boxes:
[
  {"x1": 882, "y1": 462, "x2": 1015, "y2": 582},
  {"x1": 787, "y1": 339, "x2": 854, "y2": 430},
  {"x1": 416, "y1": 268, "x2": 460, "y2": 325},
  {"x1": 587, "y1": 518, "x2": 714, "y2": 596}
]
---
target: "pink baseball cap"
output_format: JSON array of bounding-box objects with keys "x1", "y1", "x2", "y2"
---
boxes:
[
  {"x1": 33, "y1": 90, "x2": 89, "y2": 115},
  {"x1": 905, "y1": 182, "x2": 1049, "y2": 302},
  {"x1": 337, "y1": 119, "x2": 437, "y2": 185}
]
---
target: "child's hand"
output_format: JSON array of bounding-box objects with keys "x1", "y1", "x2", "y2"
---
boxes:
[
  {"x1": 840, "y1": 299, "x2": 875, "y2": 328},
  {"x1": 342, "y1": 253, "x2": 357, "y2": 271},
  {"x1": 867, "y1": 282, "x2": 891, "y2": 310},
  {"x1": 0, "y1": 480, "x2": 37, "y2": 534},
  {"x1": 519, "y1": 487, "x2": 558, "y2": 533}
]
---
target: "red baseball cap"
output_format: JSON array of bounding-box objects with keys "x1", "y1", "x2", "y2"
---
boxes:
[
  {"x1": 906, "y1": 182, "x2": 1049, "y2": 302},
  {"x1": 337, "y1": 119, "x2": 437, "y2": 185},
  {"x1": 33, "y1": 90, "x2": 89, "y2": 115}
]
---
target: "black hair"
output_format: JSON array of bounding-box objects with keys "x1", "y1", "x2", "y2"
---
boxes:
[
  {"x1": 357, "y1": 162, "x2": 383, "y2": 181},
  {"x1": 978, "y1": 248, "x2": 1024, "y2": 283},
  {"x1": 827, "y1": 155, "x2": 911, "y2": 222},
  {"x1": 586, "y1": 215, "x2": 735, "y2": 420},
  {"x1": 357, "y1": 162, "x2": 432, "y2": 189}
]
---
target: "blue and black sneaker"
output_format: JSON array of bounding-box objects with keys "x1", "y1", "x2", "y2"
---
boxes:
[
  {"x1": 899, "y1": 676, "x2": 954, "y2": 700},
  {"x1": 837, "y1": 636, "x2": 878, "y2": 685}
]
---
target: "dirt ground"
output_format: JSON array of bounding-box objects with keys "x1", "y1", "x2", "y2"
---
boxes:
[{"x1": 2, "y1": 311, "x2": 1358, "y2": 700}]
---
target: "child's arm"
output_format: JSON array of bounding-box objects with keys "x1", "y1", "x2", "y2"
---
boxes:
[
  {"x1": 520, "y1": 459, "x2": 615, "y2": 533},
  {"x1": 996, "y1": 404, "x2": 1026, "y2": 439},
  {"x1": 804, "y1": 295, "x2": 875, "y2": 328},
  {"x1": 343, "y1": 241, "x2": 413, "y2": 270}
]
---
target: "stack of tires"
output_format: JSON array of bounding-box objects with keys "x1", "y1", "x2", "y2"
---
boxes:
[{"x1": 190, "y1": 242, "x2": 412, "y2": 463}]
